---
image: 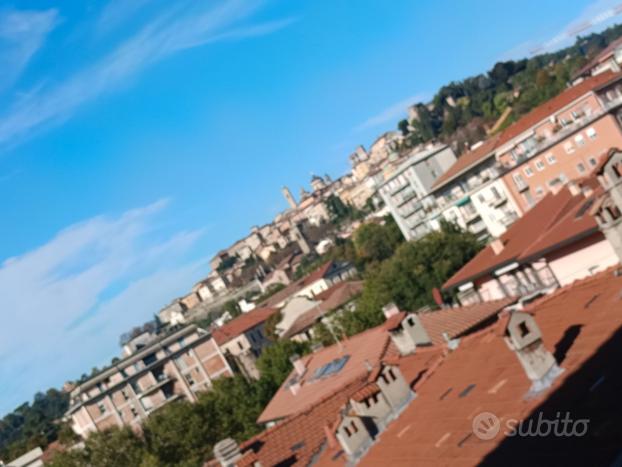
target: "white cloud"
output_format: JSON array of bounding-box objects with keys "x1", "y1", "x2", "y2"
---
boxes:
[
  {"x1": 355, "y1": 94, "x2": 427, "y2": 132},
  {"x1": 0, "y1": 200, "x2": 209, "y2": 415},
  {"x1": 0, "y1": 0, "x2": 295, "y2": 146},
  {"x1": 0, "y1": 8, "x2": 58, "y2": 89}
]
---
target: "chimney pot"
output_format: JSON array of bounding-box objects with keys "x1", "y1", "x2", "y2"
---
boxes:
[
  {"x1": 383, "y1": 303, "x2": 400, "y2": 319},
  {"x1": 491, "y1": 239, "x2": 504, "y2": 255},
  {"x1": 290, "y1": 354, "x2": 306, "y2": 376}
]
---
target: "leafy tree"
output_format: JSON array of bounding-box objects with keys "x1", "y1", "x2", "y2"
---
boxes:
[
  {"x1": 341, "y1": 222, "x2": 483, "y2": 335},
  {"x1": 223, "y1": 299, "x2": 242, "y2": 319},
  {"x1": 256, "y1": 340, "x2": 311, "y2": 390},
  {"x1": 353, "y1": 216, "x2": 404, "y2": 267},
  {"x1": 263, "y1": 310, "x2": 283, "y2": 342}
]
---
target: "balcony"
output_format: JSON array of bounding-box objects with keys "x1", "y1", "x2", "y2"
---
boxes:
[
  {"x1": 500, "y1": 212, "x2": 519, "y2": 227},
  {"x1": 145, "y1": 393, "x2": 182, "y2": 414},
  {"x1": 488, "y1": 195, "x2": 507, "y2": 208},
  {"x1": 139, "y1": 374, "x2": 174, "y2": 398},
  {"x1": 395, "y1": 190, "x2": 417, "y2": 207}
]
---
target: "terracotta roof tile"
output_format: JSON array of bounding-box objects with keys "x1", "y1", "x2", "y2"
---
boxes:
[
  {"x1": 281, "y1": 281, "x2": 364, "y2": 339},
  {"x1": 211, "y1": 307, "x2": 277, "y2": 345},
  {"x1": 496, "y1": 71, "x2": 621, "y2": 148},
  {"x1": 356, "y1": 268, "x2": 622, "y2": 466},
  {"x1": 418, "y1": 297, "x2": 518, "y2": 344},
  {"x1": 443, "y1": 188, "x2": 579, "y2": 290},
  {"x1": 431, "y1": 135, "x2": 501, "y2": 191}
]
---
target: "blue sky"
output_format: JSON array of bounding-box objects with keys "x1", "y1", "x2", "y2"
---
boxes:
[{"x1": 1, "y1": 0, "x2": 620, "y2": 416}]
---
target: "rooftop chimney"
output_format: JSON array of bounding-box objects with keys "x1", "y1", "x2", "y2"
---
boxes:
[
  {"x1": 290, "y1": 354, "x2": 306, "y2": 377},
  {"x1": 568, "y1": 181, "x2": 581, "y2": 196},
  {"x1": 491, "y1": 238, "x2": 505, "y2": 255},
  {"x1": 501, "y1": 311, "x2": 562, "y2": 394},
  {"x1": 213, "y1": 438, "x2": 242, "y2": 467},
  {"x1": 383, "y1": 303, "x2": 400, "y2": 319}
]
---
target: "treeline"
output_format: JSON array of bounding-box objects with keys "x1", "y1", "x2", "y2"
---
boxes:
[
  {"x1": 312, "y1": 219, "x2": 483, "y2": 343},
  {"x1": 46, "y1": 340, "x2": 308, "y2": 467},
  {"x1": 0, "y1": 389, "x2": 69, "y2": 462},
  {"x1": 399, "y1": 24, "x2": 622, "y2": 152}
]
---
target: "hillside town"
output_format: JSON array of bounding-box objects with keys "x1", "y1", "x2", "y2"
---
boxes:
[{"x1": 6, "y1": 15, "x2": 622, "y2": 467}]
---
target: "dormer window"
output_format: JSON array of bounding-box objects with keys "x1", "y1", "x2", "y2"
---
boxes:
[
  {"x1": 344, "y1": 420, "x2": 359, "y2": 437},
  {"x1": 407, "y1": 316, "x2": 415, "y2": 327}
]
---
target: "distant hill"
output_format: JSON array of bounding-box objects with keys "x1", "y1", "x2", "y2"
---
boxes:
[{"x1": 397, "y1": 23, "x2": 622, "y2": 154}]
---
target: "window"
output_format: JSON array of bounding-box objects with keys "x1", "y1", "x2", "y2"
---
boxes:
[
  {"x1": 185, "y1": 372, "x2": 195, "y2": 386},
  {"x1": 546, "y1": 153, "x2": 557, "y2": 165},
  {"x1": 524, "y1": 166, "x2": 534, "y2": 177},
  {"x1": 175, "y1": 357, "x2": 187, "y2": 370},
  {"x1": 177, "y1": 337, "x2": 186, "y2": 348},
  {"x1": 350, "y1": 421, "x2": 358, "y2": 433},
  {"x1": 564, "y1": 142, "x2": 575, "y2": 154},
  {"x1": 238, "y1": 341, "x2": 244, "y2": 350},
  {"x1": 512, "y1": 173, "x2": 526, "y2": 189},
  {"x1": 407, "y1": 316, "x2": 415, "y2": 327},
  {"x1": 535, "y1": 186, "x2": 544, "y2": 197},
  {"x1": 589, "y1": 157, "x2": 598, "y2": 167},
  {"x1": 523, "y1": 190, "x2": 535, "y2": 207},
  {"x1": 491, "y1": 186, "x2": 501, "y2": 200},
  {"x1": 586, "y1": 127, "x2": 597, "y2": 140},
  {"x1": 535, "y1": 159, "x2": 545, "y2": 171},
  {"x1": 574, "y1": 134, "x2": 585, "y2": 147},
  {"x1": 121, "y1": 389, "x2": 129, "y2": 401},
  {"x1": 387, "y1": 368, "x2": 397, "y2": 382},
  {"x1": 478, "y1": 194, "x2": 485, "y2": 203},
  {"x1": 130, "y1": 406, "x2": 138, "y2": 418},
  {"x1": 518, "y1": 321, "x2": 530, "y2": 338},
  {"x1": 98, "y1": 403, "x2": 106, "y2": 415},
  {"x1": 577, "y1": 162, "x2": 586, "y2": 174}
]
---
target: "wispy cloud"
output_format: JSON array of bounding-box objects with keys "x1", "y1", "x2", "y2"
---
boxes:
[
  {"x1": 0, "y1": 0, "x2": 294, "y2": 147},
  {"x1": 95, "y1": 0, "x2": 152, "y2": 34},
  {"x1": 355, "y1": 94, "x2": 427, "y2": 132},
  {"x1": 0, "y1": 8, "x2": 58, "y2": 90},
  {"x1": 0, "y1": 200, "x2": 209, "y2": 415},
  {"x1": 501, "y1": 0, "x2": 622, "y2": 60}
]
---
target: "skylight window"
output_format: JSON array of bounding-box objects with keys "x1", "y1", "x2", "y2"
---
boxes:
[{"x1": 311, "y1": 355, "x2": 350, "y2": 380}]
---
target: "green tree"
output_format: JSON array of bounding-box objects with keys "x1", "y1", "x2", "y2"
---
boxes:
[
  {"x1": 344, "y1": 222, "x2": 483, "y2": 334},
  {"x1": 353, "y1": 216, "x2": 404, "y2": 267},
  {"x1": 256, "y1": 339, "x2": 311, "y2": 389},
  {"x1": 223, "y1": 299, "x2": 242, "y2": 319}
]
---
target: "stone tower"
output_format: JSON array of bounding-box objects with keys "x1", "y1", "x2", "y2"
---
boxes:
[{"x1": 282, "y1": 186, "x2": 297, "y2": 209}]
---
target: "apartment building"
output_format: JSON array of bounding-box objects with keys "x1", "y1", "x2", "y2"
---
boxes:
[
  {"x1": 377, "y1": 144, "x2": 457, "y2": 240},
  {"x1": 497, "y1": 71, "x2": 622, "y2": 211},
  {"x1": 443, "y1": 177, "x2": 620, "y2": 305},
  {"x1": 425, "y1": 135, "x2": 522, "y2": 240},
  {"x1": 66, "y1": 325, "x2": 232, "y2": 438}
]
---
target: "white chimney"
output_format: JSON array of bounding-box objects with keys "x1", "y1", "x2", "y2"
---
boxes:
[
  {"x1": 290, "y1": 354, "x2": 306, "y2": 377},
  {"x1": 213, "y1": 438, "x2": 242, "y2": 467},
  {"x1": 568, "y1": 181, "x2": 581, "y2": 196},
  {"x1": 289, "y1": 381, "x2": 301, "y2": 396},
  {"x1": 383, "y1": 303, "x2": 400, "y2": 319},
  {"x1": 491, "y1": 239, "x2": 504, "y2": 255}
]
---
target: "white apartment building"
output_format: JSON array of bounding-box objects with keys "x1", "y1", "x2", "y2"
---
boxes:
[{"x1": 377, "y1": 144, "x2": 457, "y2": 240}]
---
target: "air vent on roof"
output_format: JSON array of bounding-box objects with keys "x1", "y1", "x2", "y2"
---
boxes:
[
  {"x1": 439, "y1": 387, "x2": 453, "y2": 400},
  {"x1": 457, "y1": 433, "x2": 473, "y2": 448},
  {"x1": 291, "y1": 441, "x2": 305, "y2": 452},
  {"x1": 458, "y1": 384, "x2": 476, "y2": 398}
]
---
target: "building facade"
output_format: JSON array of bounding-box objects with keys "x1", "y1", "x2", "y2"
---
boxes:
[
  {"x1": 378, "y1": 145, "x2": 457, "y2": 240},
  {"x1": 66, "y1": 325, "x2": 232, "y2": 438}
]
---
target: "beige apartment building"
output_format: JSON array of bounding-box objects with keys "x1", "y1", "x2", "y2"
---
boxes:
[{"x1": 66, "y1": 325, "x2": 232, "y2": 438}]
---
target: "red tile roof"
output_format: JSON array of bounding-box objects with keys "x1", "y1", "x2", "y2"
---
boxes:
[
  {"x1": 574, "y1": 37, "x2": 622, "y2": 78},
  {"x1": 443, "y1": 188, "x2": 578, "y2": 289},
  {"x1": 496, "y1": 71, "x2": 621, "y2": 149},
  {"x1": 354, "y1": 267, "x2": 622, "y2": 466},
  {"x1": 431, "y1": 135, "x2": 501, "y2": 191},
  {"x1": 418, "y1": 297, "x2": 518, "y2": 344},
  {"x1": 211, "y1": 307, "x2": 277, "y2": 345},
  {"x1": 260, "y1": 261, "x2": 338, "y2": 307},
  {"x1": 518, "y1": 188, "x2": 603, "y2": 263},
  {"x1": 281, "y1": 281, "x2": 364, "y2": 339},
  {"x1": 257, "y1": 325, "x2": 393, "y2": 423}
]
